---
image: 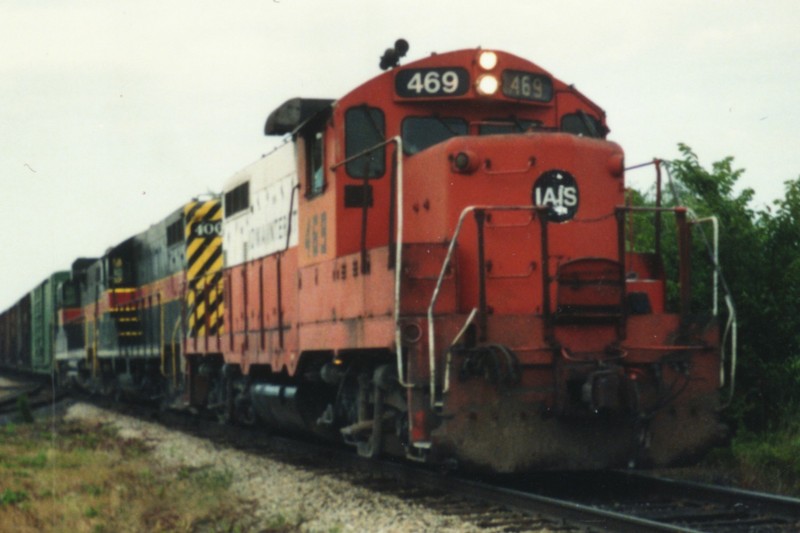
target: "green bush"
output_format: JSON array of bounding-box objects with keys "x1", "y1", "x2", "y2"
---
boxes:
[{"x1": 635, "y1": 146, "x2": 800, "y2": 433}]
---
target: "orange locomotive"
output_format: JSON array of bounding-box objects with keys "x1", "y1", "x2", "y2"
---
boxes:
[{"x1": 185, "y1": 42, "x2": 733, "y2": 471}]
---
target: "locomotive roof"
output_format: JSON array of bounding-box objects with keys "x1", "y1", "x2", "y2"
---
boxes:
[
  {"x1": 261, "y1": 47, "x2": 605, "y2": 141},
  {"x1": 329, "y1": 47, "x2": 606, "y2": 123},
  {"x1": 264, "y1": 98, "x2": 334, "y2": 136}
]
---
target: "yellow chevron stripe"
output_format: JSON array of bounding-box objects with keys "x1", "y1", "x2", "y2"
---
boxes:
[
  {"x1": 184, "y1": 198, "x2": 224, "y2": 337},
  {"x1": 187, "y1": 242, "x2": 222, "y2": 280}
]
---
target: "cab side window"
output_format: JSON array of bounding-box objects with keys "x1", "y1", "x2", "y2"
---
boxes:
[
  {"x1": 306, "y1": 129, "x2": 325, "y2": 197},
  {"x1": 345, "y1": 106, "x2": 385, "y2": 178},
  {"x1": 225, "y1": 182, "x2": 249, "y2": 217}
]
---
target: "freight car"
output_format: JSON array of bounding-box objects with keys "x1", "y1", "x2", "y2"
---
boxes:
[
  {"x1": 183, "y1": 43, "x2": 735, "y2": 471},
  {"x1": 0, "y1": 295, "x2": 31, "y2": 371},
  {"x1": 0, "y1": 272, "x2": 67, "y2": 375},
  {"x1": 0, "y1": 43, "x2": 735, "y2": 473},
  {"x1": 30, "y1": 272, "x2": 70, "y2": 375}
]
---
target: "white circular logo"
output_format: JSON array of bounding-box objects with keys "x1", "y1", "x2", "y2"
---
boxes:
[{"x1": 532, "y1": 170, "x2": 579, "y2": 222}]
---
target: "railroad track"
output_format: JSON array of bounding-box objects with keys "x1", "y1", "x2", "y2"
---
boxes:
[
  {"x1": 66, "y1": 395, "x2": 800, "y2": 532},
  {"x1": 0, "y1": 383, "x2": 43, "y2": 408},
  {"x1": 207, "y1": 431, "x2": 800, "y2": 532},
  {"x1": 594, "y1": 470, "x2": 800, "y2": 532},
  {"x1": 493, "y1": 470, "x2": 800, "y2": 532},
  {"x1": 0, "y1": 374, "x2": 63, "y2": 421}
]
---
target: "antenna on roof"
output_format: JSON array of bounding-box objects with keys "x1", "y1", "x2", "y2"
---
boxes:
[{"x1": 379, "y1": 39, "x2": 409, "y2": 71}]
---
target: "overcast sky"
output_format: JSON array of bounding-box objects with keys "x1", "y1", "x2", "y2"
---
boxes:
[{"x1": 2, "y1": 0, "x2": 798, "y2": 310}]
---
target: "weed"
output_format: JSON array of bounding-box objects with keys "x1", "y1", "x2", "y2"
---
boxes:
[
  {"x1": 18, "y1": 450, "x2": 47, "y2": 468},
  {"x1": 265, "y1": 513, "x2": 290, "y2": 529},
  {"x1": 177, "y1": 464, "x2": 233, "y2": 491},
  {"x1": 0, "y1": 418, "x2": 254, "y2": 530},
  {"x1": 729, "y1": 427, "x2": 800, "y2": 493},
  {"x1": 139, "y1": 467, "x2": 154, "y2": 483},
  {"x1": 0, "y1": 488, "x2": 28, "y2": 506},
  {"x1": 82, "y1": 484, "x2": 103, "y2": 497},
  {"x1": 16, "y1": 394, "x2": 33, "y2": 423},
  {"x1": 693, "y1": 421, "x2": 800, "y2": 496}
]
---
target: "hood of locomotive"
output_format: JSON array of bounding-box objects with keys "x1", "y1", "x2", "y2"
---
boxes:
[
  {"x1": 401, "y1": 132, "x2": 725, "y2": 471},
  {"x1": 402, "y1": 131, "x2": 625, "y2": 317}
]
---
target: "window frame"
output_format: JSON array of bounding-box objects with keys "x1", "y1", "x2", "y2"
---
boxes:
[
  {"x1": 344, "y1": 106, "x2": 387, "y2": 179},
  {"x1": 400, "y1": 115, "x2": 468, "y2": 156},
  {"x1": 224, "y1": 182, "x2": 250, "y2": 218},
  {"x1": 560, "y1": 112, "x2": 606, "y2": 139},
  {"x1": 305, "y1": 129, "x2": 326, "y2": 198},
  {"x1": 477, "y1": 118, "x2": 543, "y2": 135}
]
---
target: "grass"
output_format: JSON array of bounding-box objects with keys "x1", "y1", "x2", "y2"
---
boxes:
[
  {"x1": 665, "y1": 420, "x2": 800, "y2": 497},
  {"x1": 0, "y1": 418, "x2": 264, "y2": 532},
  {"x1": 704, "y1": 424, "x2": 800, "y2": 495}
]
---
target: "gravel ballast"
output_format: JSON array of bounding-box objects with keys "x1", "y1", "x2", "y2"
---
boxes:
[{"x1": 63, "y1": 402, "x2": 548, "y2": 532}]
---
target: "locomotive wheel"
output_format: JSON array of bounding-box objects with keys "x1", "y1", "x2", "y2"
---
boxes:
[
  {"x1": 234, "y1": 392, "x2": 256, "y2": 426},
  {"x1": 353, "y1": 365, "x2": 400, "y2": 459},
  {"x1": 217, "y1": 369, "x2": 255, "y2": 426},
  {"x1": 217, "y1": 373, "x2": 235, "y2": 425},
  {"x1": 356, "y1": 373, "x2": 385, "y2": 458}
]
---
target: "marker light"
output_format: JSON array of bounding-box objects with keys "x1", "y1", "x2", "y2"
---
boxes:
[
  {"x1": 476, "y1": 74, "x2": 499, "y2": 96},
  {"x1": 478, "y1": 51, "x2": 498, "y2": 70},
  {"x1": 454, "y1": 152, "x2": 470, "y2": 170},
  {"x1": 451, "y1": 150, "x2": 478, "y2": 173}
]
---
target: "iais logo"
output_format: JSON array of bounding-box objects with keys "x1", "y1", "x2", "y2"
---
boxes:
[{"x1": 532, "y1": 170, "x2": 579, "y2": 222}]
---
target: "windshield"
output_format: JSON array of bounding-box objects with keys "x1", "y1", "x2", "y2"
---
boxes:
[
  {"x1": 401, "y1": 116, "x2": 468, "y2": 155},
  {"x1": 401, "y1": 115, "x2": 550, "y2": 155},
  {"x1": 478, "y1": 118, "x2": 542, "y2": 135}
]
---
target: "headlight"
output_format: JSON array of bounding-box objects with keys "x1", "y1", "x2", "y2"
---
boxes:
[
  {"x1": 478, "y1": 51, "x2": 498, "y2": 70},
  {"x1": 476, "y1": 74, "x2": 499, "y2": 96}
]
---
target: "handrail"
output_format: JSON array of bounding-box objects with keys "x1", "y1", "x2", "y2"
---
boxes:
[
  {"x1": 427, "y1": 205, "x2": 546, "y2": 408},
  {"x1": 329, "y1": 136, "x2": 400, "y2": 171},
  {"x1": 331, "y1": 136, "x2": 411, "y2": 388},
  {"x1": 388, "y1": 137, "x2": 409, "y2": 387},
  {"x1": 691, "y1": 216, "x2": 719, "y2": 316},
  {"x1": 617, "y1": 205, "x2": 692, "y2": 318},
  {"x1": 442, "y1": 307, "x2": 478, "y2": 395},
  {"x1": 689, "y1": 213, "x2": 736, "y2": 404},
  {"x1": 171, "y1": 298, "x2": 183, "y2": 387},
  {"x1": 617, "y1": 203, "x2": 737, "y2": 404},
  {"x1": 722, "y1": 294, "x2": 738, "y2": 404},
  {"x1": 158, "y1": 292, "x2": 165, "y2": 377}
]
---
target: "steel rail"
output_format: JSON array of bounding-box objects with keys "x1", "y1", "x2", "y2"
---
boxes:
[
  {"x1": 613, "y1": 471, "x2": 800, "y2": 526},
  {"x1": 393, "y1": 467, "x2": 698, "y2": 533}
]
